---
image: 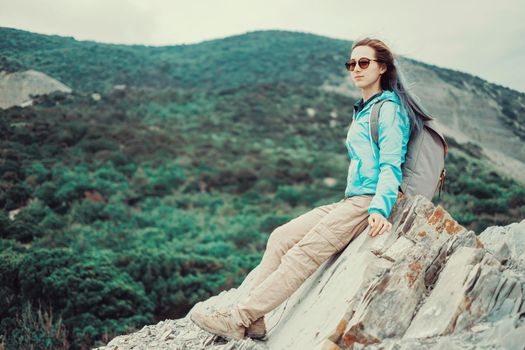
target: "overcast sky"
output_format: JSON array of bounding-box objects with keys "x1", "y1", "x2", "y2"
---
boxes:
[{"x1": 2, "y1": 0, "x2": 524, "y2": 92}]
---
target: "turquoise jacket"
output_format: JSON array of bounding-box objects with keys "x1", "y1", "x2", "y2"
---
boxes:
[{"x1": 344, "y1": 89, "x2": 411, "y2": 219}]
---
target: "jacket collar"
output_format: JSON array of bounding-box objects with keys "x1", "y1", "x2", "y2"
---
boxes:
[
  {"x1": 353, "y1": 90, "x2": 384, "y2": 114},
  {"x1": 352, "y1": 90, "x2": 400, "y2": 119}
]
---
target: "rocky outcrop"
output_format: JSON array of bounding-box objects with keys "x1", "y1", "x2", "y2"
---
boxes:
[
  {"x1": 0, "y1": 69, "x2": 72, "y2": 109},
  {"x1": 94, "y1": 194, "x2": 525, "y2": 349}
]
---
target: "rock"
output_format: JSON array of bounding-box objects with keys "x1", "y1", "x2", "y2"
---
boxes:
[
  {"x1": 8, "y1": 207, "x2": 21, "y2": 220},
  {"x1": 323, "y1": 177, "x2": 337, "y2": 187},
  {"x1": 94, "y1": 194, "x2": 525, "y2": 349},
  {"x1": 306, "y1": 107, "x2": 316, "y2": 117},
  {"x1": 0, "y1": 69, "x2": 72, "y2": 109},
  {"x1": 478, "y1": 219, "x2": 525, "y2": 269}
]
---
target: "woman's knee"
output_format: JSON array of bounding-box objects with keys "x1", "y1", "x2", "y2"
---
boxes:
[
  {"x1": 265, "y1": 205, "x2": 333, "y2": 256},
  {"x1": 266, "y1": 225, "x2": 293, "y2": 255}
]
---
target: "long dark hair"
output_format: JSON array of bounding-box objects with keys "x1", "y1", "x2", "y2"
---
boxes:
[{"x1": 351, "y1": 37, "x2": 432, "y2": 136}]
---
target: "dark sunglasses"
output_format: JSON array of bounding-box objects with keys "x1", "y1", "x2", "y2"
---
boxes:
[{"x1": 345, "y1": 57, "x2": 382, "y2": 71}]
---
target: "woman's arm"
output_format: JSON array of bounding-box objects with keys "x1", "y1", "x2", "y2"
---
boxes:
[{"x1": 367, "y1": 101, "x2": 410, "y2": 219}]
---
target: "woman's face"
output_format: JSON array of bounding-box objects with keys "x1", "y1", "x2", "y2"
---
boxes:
[{"x1": 349, "y1": 45, "x2": 386, "y2": 89}]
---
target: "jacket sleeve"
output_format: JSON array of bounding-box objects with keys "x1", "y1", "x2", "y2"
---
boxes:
[{"x1": 367, "y1": 101, "x2": 410, "y2": 219}]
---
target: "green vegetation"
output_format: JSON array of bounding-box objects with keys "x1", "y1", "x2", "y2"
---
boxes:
[{"x1": 1, "y1": 27, "x2": 524, "y2": 349}]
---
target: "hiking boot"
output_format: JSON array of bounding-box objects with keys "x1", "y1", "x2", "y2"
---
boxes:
[
  {"x1": 246, "y1": 316, "x2": 266, "y2": 339},
  {"x1": 190, "y1": 308, "x2": 246, "y2": 341}
]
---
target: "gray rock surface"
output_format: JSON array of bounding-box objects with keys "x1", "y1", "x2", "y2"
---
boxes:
[
  {"x1": 93, "y1": 194, "x2": 525, "y2": 349},
  {"x1": 0, "y1": 69, "x2": 72, "y2": 109}
]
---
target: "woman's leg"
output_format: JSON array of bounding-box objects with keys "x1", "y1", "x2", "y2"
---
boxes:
[
  {"x1": 232, "y1": 194, "x2": 374, "y2": 328},
  {"x1": 248, "y1": 198, "x2": 345, "y2": 291}
]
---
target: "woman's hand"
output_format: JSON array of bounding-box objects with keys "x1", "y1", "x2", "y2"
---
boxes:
[{"x1": 368, "y1": 212, "x2": 392, "y2": 237}]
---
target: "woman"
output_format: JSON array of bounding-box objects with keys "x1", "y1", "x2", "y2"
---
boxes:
[{"x1": 190, "y1": 37, "x2": 428, "y2": 341}]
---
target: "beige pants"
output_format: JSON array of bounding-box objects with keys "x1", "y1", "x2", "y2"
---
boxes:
[{"x1": 231, "y1": 194, "x2": 374, "y2": 328}]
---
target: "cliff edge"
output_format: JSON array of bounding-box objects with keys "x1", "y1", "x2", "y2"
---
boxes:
[{"x1": 94, "y1": 193, "x2": 525, "y2": 350}]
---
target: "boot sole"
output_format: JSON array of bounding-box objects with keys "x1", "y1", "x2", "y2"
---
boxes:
[{"x1": 246, "y1": 330, "x2": 266, "y2": 339}]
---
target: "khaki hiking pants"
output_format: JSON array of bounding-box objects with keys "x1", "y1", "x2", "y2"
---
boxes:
[{"x1": 231, "y1": 194, "x2": 375, "y2": 328}]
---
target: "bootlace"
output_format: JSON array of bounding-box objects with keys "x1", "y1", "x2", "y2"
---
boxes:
[{"x1": 267, "y1": 298, "x2": 289, "y2": 333}]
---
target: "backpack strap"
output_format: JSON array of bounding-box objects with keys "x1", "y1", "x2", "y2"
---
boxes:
[
  {"x1": 370, "y1": 99, "x2": 395, "y2": 147},
  {"x1": 369, "y1": 99, "x2": 401, "y2": 193}
]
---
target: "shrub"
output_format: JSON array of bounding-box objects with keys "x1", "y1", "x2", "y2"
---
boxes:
[
  {"x1": 3, "y1": 301, "x2": 69, "y2": 350},
  {"x1": 275, "y1": 185, "x2": 301, "y2": 206},
  {"x1": 17, "y1": 249, "x2": 154, "y2": 349}
]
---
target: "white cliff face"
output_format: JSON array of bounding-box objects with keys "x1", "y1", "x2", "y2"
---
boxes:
[
  {"x1": 0, "y1": 69, "x2": 72, "y2": 109},
  {"x1": 94, "y1": 194, "x2": 525, "y2": 350}
]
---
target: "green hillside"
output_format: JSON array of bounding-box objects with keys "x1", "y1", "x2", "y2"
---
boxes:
[
  {"x1": 0, "y1": 27, "x2": 349, "y2": 93},
  {"x1": 1, "y1": 27, "x2": 524, "y2": 349}
]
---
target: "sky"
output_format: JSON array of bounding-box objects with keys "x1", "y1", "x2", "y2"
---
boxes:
[{"x1": 1, "y1": 0, "x2": 524, "y2": 93}]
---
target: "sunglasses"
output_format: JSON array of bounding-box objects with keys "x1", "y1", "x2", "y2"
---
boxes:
[{"x1": 345, "y1": 57, "x2": 382, "y2": 71}]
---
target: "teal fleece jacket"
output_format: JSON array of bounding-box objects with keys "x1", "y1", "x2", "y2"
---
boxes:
[{"x1": 344, "y1": 89, "x2": 411, "y2": 219}]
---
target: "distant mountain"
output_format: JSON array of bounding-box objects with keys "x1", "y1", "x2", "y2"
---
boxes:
[{"x1": 1, "y1": 26, "x2": 524, "y2": 184}]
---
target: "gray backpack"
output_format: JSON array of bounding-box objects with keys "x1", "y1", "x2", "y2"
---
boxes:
[{"x1": 370, "y1": 99, "x2": 448, "y2": 201}]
